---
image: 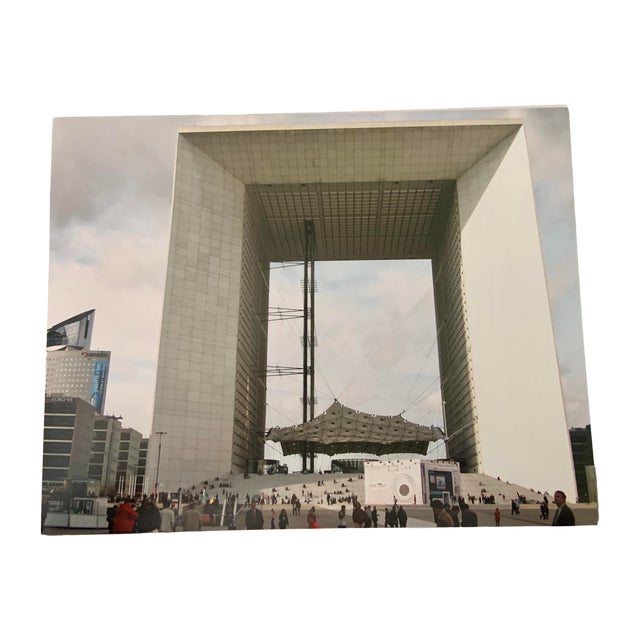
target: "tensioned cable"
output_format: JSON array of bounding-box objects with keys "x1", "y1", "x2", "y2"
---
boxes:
[
  {"x1": 311, "y1": 346, "x2": 337, "y2": 401},
  {"x1": 267, "y1": 262, "x2": 337, "y2": 412},
  {"x1": 264, "y1": 440, "x2": 284, "y2": 458},
  {"x1": 267, "y1": 386, "x2": 333, "y2": 404},
  {"x1": 334, "y1": 304, "x2": 406, "y2": 401},
  {"x1": 262, "y1": 267, "x2": 307, "y2": 424},
  {"x1": 413, "y1": 393, "x2": 445, "y2": 425},
  {"x1": 403, "y1": 375, "x2": 442, "y2": 415},
  {"x1": 335, "y1": 275, "x2": 435, "y2": 402},
  {"x1": 265, "y1": 401, "x2": 298, "y2": 429},
  {"x1": 400, "y1": 333, "x2": 439, "y2": 414},
  {"x1": 259, "y1": 262, "x2": 302, "y2": 347},
  {"x1": 264, "y1": 264, "x2": 338, "y2": 421}
]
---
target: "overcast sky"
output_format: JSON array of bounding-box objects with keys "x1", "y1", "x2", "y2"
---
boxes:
[{"x1": 6, "y1": 1, "x2": 639, "y2": 632}]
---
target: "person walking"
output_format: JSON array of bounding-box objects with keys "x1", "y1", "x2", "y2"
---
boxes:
[
  {"x1": 278, "y1": 508, "x2": 289, "y2": 529},
  {"x1": 136, "y1": 497, "x2": 162, "y2": 533},
  {"x1": 352, "y1": 502, "x2": 367, "y2": 528},
  {"x1": 431, "y1": 500, "x2": 454, "y2": 527},
  {"x1": 159, "y1": 499, "x2": 176, "y2": 532},
  {"x1": 270, "y1": 509, "x2": 276, "y2": 529},
  {"x1": 494, "y1": 507, "x2": 501, "y2": 527},
  {"x1": 112, "y1": 498, "x2": 139, "y2": 533},
  {"x1": 551, "y1": 490, "x2": 575, "y2": 526},
  {"x1": 397, "y1": 505, "x2": 408, "y2": 528},
  {"x1": 308, "y1": 512, "x2": 320, "y2": 528},
  {"x1": 338, "y1": 505, "x2": 347, "y2": 528},
  {"x1": 181, "y1": 502, "x2": 202, "y2": 531},
  {"x1": 371, "y1": 506, "x2": 379, "y2": 528},
  {"x1": 387, "y1": 505, "x2": 399, "y2": 528},
  {"x1": 245, "y1": 501, "x2": 264, "y2": 530},
  {"x1": 306, "y1": 506, "x2": 317, "y2": 527},
  {"x1": 106, "y1": 501, "x2": 118, "y2": 534},
  {"x1": 460, "y1": 503, "x2": 478, "y2": 527}
]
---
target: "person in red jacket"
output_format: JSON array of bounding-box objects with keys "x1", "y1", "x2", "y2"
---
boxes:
[
  {"x1": 113, "y1": 499, "x2": 139, "y2": 533},
  {"x1": 307, "y1": 512, "x2": 320, "y2": 528},
  {"x1": 494, "y1": 507, "x2": 501, "y2": 527}
]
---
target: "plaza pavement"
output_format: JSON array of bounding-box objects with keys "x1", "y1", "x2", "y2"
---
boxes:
[
  {"x1": 218, "y1": 502, "x2": 598, "y2": 531},
  {"x1": 42, "y1": 502, "x2": 598, "y2": 535},
  {"x1": 42, "y1": 470, "x2": 598, "y2": 534}
]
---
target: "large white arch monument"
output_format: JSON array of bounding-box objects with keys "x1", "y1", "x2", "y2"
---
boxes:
[{"x1": 149, "y1": 110, "x2": 578, "y2": 497}]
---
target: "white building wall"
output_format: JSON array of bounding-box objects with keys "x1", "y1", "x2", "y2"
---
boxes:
[
  {"x1": 364, "y1": 459, "x2": 423, "y2": 506},
  {"x1": 456, "y1": 128, "x2": 577, "y2": 496},
  {"x1": 151, "y1": 134, "x2": 246, "y2": 490}
]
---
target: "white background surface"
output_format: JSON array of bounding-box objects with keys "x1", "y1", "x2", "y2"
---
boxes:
[{"x1": 3, "y1": 1, "x2": 636, "y2": 638}]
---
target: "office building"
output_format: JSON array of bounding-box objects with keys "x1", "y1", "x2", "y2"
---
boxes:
[
  {"x1": 570, "y1": 425, "x2": 597, "y2": 503},
  {"x1": 135, "y1": 438, "x2": 149, "y2": 497},
  {"x1": 150, "y1": 109, "x2": 580, "y2": 496},
  {"x1": 43, "y1": 396, "x2": 95, "y2": 493},
  {"x1": 116, "y1": 428, "x2": 143, "y2": 497},
  {"x1": 88, "y1": 414, "x2": 122, "y2": 496},
  {"x1": 47, "y1": 309, "x2": 95, "y2": 349},
  {"x1": 46, "y1": 347, "x2": 110, "y2": 415}
]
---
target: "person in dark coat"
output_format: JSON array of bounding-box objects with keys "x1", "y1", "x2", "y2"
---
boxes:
[
  {"x1": 352, "y1": 502, "x2": 367, "y2": 528},
  {"x1": 364, "y1": 506, "x2": 373, "y2": 528},
  {"x1": 552, "y1": 490, "x2": 575, "y2": 526},
  {"x1": 136, "y1": 498, "x2": 162, "y2": 533},
  {"x1": 397, "y1": 506, "x2": 408, "y2": 528},
  {"x1": 245, "y1": 501, "x2": 264, "y2": 530},
  {"x1": 106, "y1": 502, "x2": 118, "y2": 533},
  {"x1": 387, "y1": 505, "x2": 398, "y2": 528},
  {"x1": 460, "y1": 503, "x2": 478, "y2": 527},
  {"x1": 278, "y1": 508, "x2": 289, "y2": 529}
]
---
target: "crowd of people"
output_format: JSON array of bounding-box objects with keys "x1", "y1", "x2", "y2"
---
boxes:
[
  {"x1": 243, "y1": 480, "x2": 362, "y2": 508},
  {"x1": 105, "y1": 495, "x2": 208, "y2": 533},
  {"x1": 108, "y1": 487, "x2": 574, "y2": 532},
  {"x1": 43, "y1": 475, "x2": 576, "y2": 533}
]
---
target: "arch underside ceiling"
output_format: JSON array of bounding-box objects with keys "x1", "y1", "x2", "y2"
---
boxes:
[
  {"x1": 186, "y1": 121, "x2": 520, "y2": 262},
  {"x1": 247, "y1": 180, "x2": 455, "y2": 261}
]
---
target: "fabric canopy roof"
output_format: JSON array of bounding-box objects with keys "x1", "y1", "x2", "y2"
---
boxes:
[{"x1": 265, "y1": 400, "x2": 445, "y2": 456}]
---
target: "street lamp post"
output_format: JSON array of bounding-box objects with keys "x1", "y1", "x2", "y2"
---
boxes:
[
  {"x1": 154, "y1": 431, "x2": 167, "y2": 498},
  {"x1": 441, "y1": 399, "x2": 448, "y2": 458}
]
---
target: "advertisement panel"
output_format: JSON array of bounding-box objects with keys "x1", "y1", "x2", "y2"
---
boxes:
[
  {"x1": 364, "y1": 459, "x2": 423, "y2": 505},
  {"x1": 91, "y1": 361, "x2": 107, "y2": 413},
  {"x1": 420, "y1": 460, "x2": 462, "y2": 505}
]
